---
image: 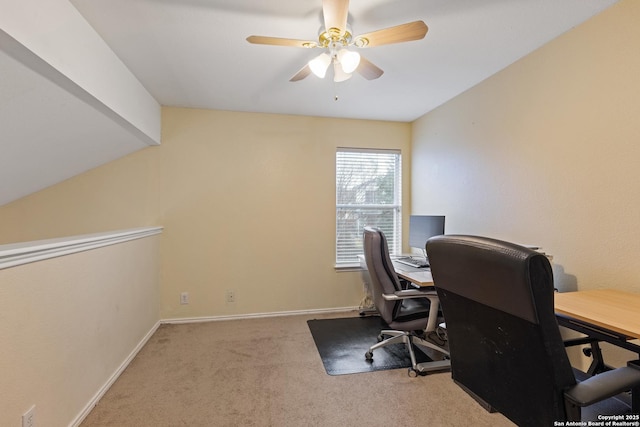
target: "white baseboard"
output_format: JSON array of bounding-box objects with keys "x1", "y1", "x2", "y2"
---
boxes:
[
  {"x1": 69, "y1": 320, "x2": 162, "y2": 427},
  {"x1": 161, "y1": 306, "x2": 359, "y2": 324}
]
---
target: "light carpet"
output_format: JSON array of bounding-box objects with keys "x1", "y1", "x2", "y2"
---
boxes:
[{"x1": 80, "y1": 311, "x2": 514, "y2": 426}]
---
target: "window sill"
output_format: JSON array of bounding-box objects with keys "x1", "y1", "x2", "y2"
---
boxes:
[{"x1": 334, "y1": 264, "x2": 363, "y2": 272}]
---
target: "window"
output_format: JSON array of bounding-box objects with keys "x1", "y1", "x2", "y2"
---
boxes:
[{"x1": 336, "y1": 148, "x2": 402, "y2": 266}]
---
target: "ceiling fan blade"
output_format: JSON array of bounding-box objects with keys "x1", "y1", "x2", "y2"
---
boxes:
[
  {"x1": 356, "y1": 56, "x2": 384, "y2": 80},
  {"x1": 322, "y1": 0, "x2": 349, "y2": 34},
  {"x1": 290, "y1": 64, "x2": 312, "y2": 82},
  {"x1": 246, "y1": 35, "x2": 317, "y2": 48},
  {"x1": 353, "y1": 21, "x2": 428, "y2": 48}
]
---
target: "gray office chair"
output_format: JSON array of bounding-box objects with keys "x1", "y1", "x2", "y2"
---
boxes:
[
  {"x1": 362, "y1": 226, "x2": 450, "y2": 376},
  {"x1": 426, "y1": 235, "x2": 640, "y2": 426}
]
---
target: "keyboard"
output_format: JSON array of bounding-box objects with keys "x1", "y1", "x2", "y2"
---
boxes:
[{"x1": 395, "y1": 257, "x2": 429, "y2": 268}]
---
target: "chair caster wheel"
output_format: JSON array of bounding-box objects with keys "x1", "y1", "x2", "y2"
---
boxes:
[{"x1": 365, "y1": 351, "x2": 373, "y2": 361}]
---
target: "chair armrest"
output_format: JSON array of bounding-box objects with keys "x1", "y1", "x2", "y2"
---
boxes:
[
  {"x1": 564, "y1": 366, "x2": 640, "y2": 407},
  {"x1": 382, "y1": 289, "x2": 438, "y2": 301}
]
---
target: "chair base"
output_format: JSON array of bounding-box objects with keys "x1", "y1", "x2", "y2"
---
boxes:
[{"x1": 365, "y1": 329, "x2": 450, "y2": 376}]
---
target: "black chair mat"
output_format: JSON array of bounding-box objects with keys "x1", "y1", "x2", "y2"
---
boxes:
[{"x1": 307, "y1": 316, "x2": 432, "y2": 375}]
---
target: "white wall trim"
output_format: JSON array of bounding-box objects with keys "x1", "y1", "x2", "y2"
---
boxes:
[
  {"x1": 0, "y1": 226, "x2": 163, "y2": 270},
  {"x1": 161, "y1": 306, "x2": 360, "y2": 325},
  {"x1": 70, "y1": 320, "x2": 162, "y2": 427}
]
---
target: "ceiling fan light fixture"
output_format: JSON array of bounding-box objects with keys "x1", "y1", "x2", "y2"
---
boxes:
[
  {"x1": 337, "y1": 49, "x2": 361, "y2": 74},
  {"x1": 247, "y1": 0, "x2": 428, "y2": 84},
  {"x1": 333, "y1": 62, "x2": 352, "y2": 82},
  {"x1": 309, "y1": 53, "x2": 331, "y2": 78}
]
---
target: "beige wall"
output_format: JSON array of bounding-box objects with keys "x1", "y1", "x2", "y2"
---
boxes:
[
  {"x1": 0, "y1": 235, "x2": 160, "y2": 426},
  {"x1": 0, "y1": 109, "x2": 412, "y2": 318},
  {"x1": 0, "y1": 146, "x2": 161, "y2": 243},
  {"x1": 411, "y1": 0, "x2": 640, "y2": 365},
  {"x1": 159, "y1": 109, "x2": 411, "y2": 318}
]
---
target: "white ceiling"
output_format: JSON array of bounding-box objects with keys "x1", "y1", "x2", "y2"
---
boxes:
[
  {"x1": 0, "y1": 0, "x2": 619, "y2": 207},
  {"x1": 69, "y1": 0, "x2": 618, "y2": 122}
]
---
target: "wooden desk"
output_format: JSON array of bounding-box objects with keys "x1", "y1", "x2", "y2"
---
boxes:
[
  {"x1": 393, "y1": 262, "x2": 434, "y2": 287},
  {"x1": 357, "y1": 254, "x2": 434, "y2": 287},
  {"x1": 555, "y1": 289, "x2": 640, "y2": 373},
  {"x1": 555, "y1": 289, "x2": 640, "y2": 339}
]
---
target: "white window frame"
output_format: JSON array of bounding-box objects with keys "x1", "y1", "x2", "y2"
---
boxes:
[{"x1": 335, "y1": 147, "x2": 402, "y2": 267}]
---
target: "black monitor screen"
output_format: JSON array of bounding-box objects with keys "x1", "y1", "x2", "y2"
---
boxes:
[{"x1": 408, "y1": 215, "x2": 445, "y2": 250}]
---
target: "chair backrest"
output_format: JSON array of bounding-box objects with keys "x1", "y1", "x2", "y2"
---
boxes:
[
  {"x1": 426, "y1": 235, "x2": 576, "y2": 427},
  {"x1": 362, "y1": 227, "x2": 403, "y2": 324}
]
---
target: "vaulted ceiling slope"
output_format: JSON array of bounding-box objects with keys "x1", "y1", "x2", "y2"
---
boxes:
[
  {"x1": 0, "y1": 0, "x2": 618, "y2": 207},
  {"x1": 1, "y1": 0, "x2": 160, "y2": 207}
]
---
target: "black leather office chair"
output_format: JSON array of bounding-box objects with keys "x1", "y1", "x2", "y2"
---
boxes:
[
  {"x1": 426, "y1": 235, "x2": 640, "y2": 426},
  {"x1": 362, "y1": 226, "x2": 450, "y2": 376}
]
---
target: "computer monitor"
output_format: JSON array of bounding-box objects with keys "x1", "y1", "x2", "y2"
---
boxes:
[{"x1": 408, "y1": 215, "x2": 445, "y2": 254}]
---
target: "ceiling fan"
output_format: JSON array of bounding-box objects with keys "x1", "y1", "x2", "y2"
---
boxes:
[{"x1": 246, "y1": 0, "x2": 428, "y2": 83}]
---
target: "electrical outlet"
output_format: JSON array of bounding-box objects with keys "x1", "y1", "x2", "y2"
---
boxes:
[
  {"x1": 180, "y1": 292, "x2": 189, "y2": 305},
  {"x1": 226, "y1": 290, "x2": 235, "y2": 303},
  {"x1": 22, "y1": 405, "x2": 35, "y2": 427}
]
